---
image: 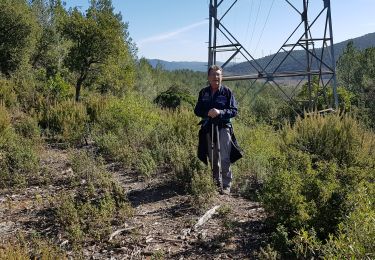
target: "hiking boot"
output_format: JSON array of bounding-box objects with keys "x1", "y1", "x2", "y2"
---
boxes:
[{"x1": 220, "y1": 187, "x2": 231, "y2": 195}]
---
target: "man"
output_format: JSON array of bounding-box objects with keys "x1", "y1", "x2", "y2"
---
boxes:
[{"x1": 194, "y1": 65, "x2": 241, "y2": 195}]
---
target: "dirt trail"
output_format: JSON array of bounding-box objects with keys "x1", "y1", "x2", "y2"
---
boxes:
[{"x1": 0, "y1": 145, "x2": 267, "y2": 259}]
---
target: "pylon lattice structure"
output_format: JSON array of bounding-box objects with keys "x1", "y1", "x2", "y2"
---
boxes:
[{"x1": 208, "y1": 0, "x2": 338, "y2": 112}]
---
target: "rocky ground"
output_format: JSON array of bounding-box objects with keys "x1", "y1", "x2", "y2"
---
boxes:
[{"x1": 0, "y1": 145, "x2": 268, "y2": 259}]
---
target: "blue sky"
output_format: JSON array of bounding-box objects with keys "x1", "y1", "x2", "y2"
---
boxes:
[{"x1": 64, "y1": 0, "x2": 375, "y2": 62}]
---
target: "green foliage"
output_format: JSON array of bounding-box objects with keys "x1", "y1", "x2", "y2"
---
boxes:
[
  {"x1": 135, "y1": 149, "x2": 157, "y2": 178},
  {"x1": 321, "y1": 181, "x2": 375, "y2": 259},
  {"x1": 336, "y1": 41, "x2": 362, "y2": 93},
  {"x1": 282, "y1": 113, "x2": 365, "y2": 166},
  {"x1": 135, "y1": 59, "x2": 206, "y2": 101},
  {"x1": 337, "y1": 44, "x2": 375, "y2": 128},
  {"x1": 297, "y1": 76, "x2": 332, "y2": 111},
  {"x1": 256, "y1": 244, "x2": 280, "y2": 260},
  {"x1": 250, "y1": 94, "x2": 294, "y2": 127},
  {"x1": 151, "y1": 249, "x2": 165, "y2": 260},
  {"x1": 153, "y1": 109, "x2": 202, "y2": 189},
  {"x1": 62, "y1": 0, "x2": 134, "y2": 101},
  {"x1": 0, "y1": 2, "x2": 373, "y2": 258},
  {"x1": 45, "y1": 73, "x2": 73, "y2": 102},
  {"x1": 190, "y1": 168, "x2": 217, "y2": 209},
  {"x1": 233, "y1": 122, "x2": 283, "y2": 197},
  {"x1": 0, "y1": 105, "x2": 40, "y2": 188},
  {"x1": 30, "y1": 0, "x2": 69, "y2": 78},
  {"x1": 38, "y1": 99, "x2": 88, "y2": 144},
  {"x1": 54, "y1": 150, "x2": 132, "y2": 244},
  {"x1": 93, "y1": 94, "x2": 160, "y2": 168},
  {"x1": 13, "y1": 112, "x2": 41, "y2": 141},
  {"x1": 92, "y1": 93, "x2": 203, "y2": 187},
  {"x1": 84, "y1": 92, "x2": 110, "y2": 124},
  {"x1": 290, "y1": 182, "x2": 375, "y2": 259},
  {"x1": 261, "y1": 112, "x2": 375, "y2": 258},
  {"x1": 135, "y1": 58, "x2": 157, "y2": 99},
  {"x1": 0, "y1": 104, "x2": 11, "y2": 133},
  {"x1": 0, "y1": 233, "x2": 67, "y2": 259},
  {"x1": 89, "y1": 49, "x2": 136, "y2": 96},
  {"x1": 262, "y1": 167, "x2": 311, "y2": 230},
  {"x1": 154, "y1": 84, "x2": 195, "y2": 109},
  {"x1": 8, "y1": 69, "x2": 40, "y2": 112},
  {"x1": 0, "y1": 0, "x2": 39, "y2": 75},
  {"x1": 0, "y1": 77, "x2": 18, "y2": 107}
]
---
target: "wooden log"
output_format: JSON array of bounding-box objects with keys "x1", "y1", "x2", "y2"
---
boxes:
[{"x1": 193, "y1": 205, "x2": 220, "y2": 231}]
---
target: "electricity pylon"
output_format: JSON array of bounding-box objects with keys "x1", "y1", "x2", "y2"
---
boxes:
[{"x1": 208, "y1": 0, "x2": 338, "y2": 112}]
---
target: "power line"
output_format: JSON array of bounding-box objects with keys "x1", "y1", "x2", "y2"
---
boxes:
[
  {"x1": 253, "y1": 0, "x2": 275, "y2": 57},
  {"x1": 244, "y1": 0, "x2": 254, "y2": 44},
  {"x1": 248, "y1": 0, "x2": 261, "y2": 49}
]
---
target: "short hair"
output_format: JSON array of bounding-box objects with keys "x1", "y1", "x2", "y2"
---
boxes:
[{"x1": 207, "y1": 65, "x2": 223, "y2": 76}]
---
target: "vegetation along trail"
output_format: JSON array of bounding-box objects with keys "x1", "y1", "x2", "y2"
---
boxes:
[{"x1": 0, "y1": 0, "x2": 374, "y2": 259}]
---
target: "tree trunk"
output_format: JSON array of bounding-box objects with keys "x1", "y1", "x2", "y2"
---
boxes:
[
  {"x1": 75, "y1": 81, "x2": 81, "y2": 101},
  {"x1": 75, "y1": 74, "x2": 86, "y2": 101}
]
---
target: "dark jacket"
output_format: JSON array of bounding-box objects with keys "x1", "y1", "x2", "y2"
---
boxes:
[
  {"x1": 194, "y1": 85, "x2": 242, "y2": 164},
  {"x1": 194, "y1": 85, "x2": 238, "y2": 124},
  {"x1": 197, "y1": 124, "x2": 243, "y2": 165}
]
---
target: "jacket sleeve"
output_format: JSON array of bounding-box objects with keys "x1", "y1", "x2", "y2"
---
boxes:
[
  {"x1": 219, "y1": 90, "x2": 238, "y2": 120},
  {"x1": 194, "y1": 89, "x2": 208, "y2": 118}
]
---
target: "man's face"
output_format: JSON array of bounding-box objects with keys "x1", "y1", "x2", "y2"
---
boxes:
[{"x1": 208, "y1": 69, "x2": 222, "y2": 90}]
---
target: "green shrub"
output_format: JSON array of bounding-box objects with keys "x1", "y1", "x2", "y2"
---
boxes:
[
  {"x1": 282, "y1": 113, "x2": 364, "y2": 166},
  {"x1": 154, "y1": 85, "x2": 195, "y2": 109},
  {"x1": 291, "y1": 182, "x2": 374, "y2": 259},
  {"x1": 0, "y1": 105, "x2": 40, "y2": 188},
  {"x1": 262, "y1": 167, "x2": 311, "y2": 230},
  {"x1": 13, "y1": 112, "x2": 41, "y2": 141},
  {"x1": 11, "y1": 69, "x2": 41, "y2": 113},
  {"x1": 321, "y1": 181, "x2": 375, "y2": 259},
  {"x1": 190, "y1": 168, "x2": 217, "y2": 210},
  {"x1": 0, "y1": 104, "x2": 11, "y2": 133},
  {"x1": 54, "y1": 192, "x2": 83, "y2": 243},
  {"x1": 45, "y1": 73, "x2": 72, "y2": 102},
  {"x1": 93, "y1": 94, "x2": 160, "y2": 168},
  {"x1": 54, "y1": 150, "x2": 132, "y2": 245},
  {"x1": 39, "y1": 100, "x2": 88, "y2": 145},
  {"x1": 84, "y1": 93, "x2": 111, "y2": 124},
  {"x1": 233, "y1": 123, "x2": 283, "y2": 197},
  {"x1": 0, "y1": 77, "x2": 18, "y2": 108},
  {"x1": 0, "y1": 233, "x2": 66, "y2": 259},
  {"x1": 155, "y1": 109, "x2": 202, "y2": 189},
  {"x1": 135, "y1": 149, "x2": 157, "y2": 178},
  {"x1": 261, "y1": 112, "x2": 375, "y2": 258}
]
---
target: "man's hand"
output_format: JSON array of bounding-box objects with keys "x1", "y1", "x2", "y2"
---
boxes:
[{"x1": 208, "y1": 108, "x2": 221, "y2": 118}]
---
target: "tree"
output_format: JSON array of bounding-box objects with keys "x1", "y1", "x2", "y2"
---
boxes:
[
  {"x1": 336, "y1": 42, "x2": 362, "y2": 93},
  {"x1": 62, "y1": 0, "x2": 131, "y2": 101},
  {"x1": 0, "y1": 0, "x2": 39, "y2": 76},
  {"x1": 359, "y1": 47, "x2": 375, "y2": 127},
  {"x1": 135, "y1": 58, "x2": 156, "y2": 99},
  {"x1": 337, "y1": 45, "x2": 375, "y2": 128},
  {"x1": 154, "y1": 84, "x2": 195, "y2": 109},
  {"x1": 30, "y1": 0, "x2": 69, "y2": 78}
]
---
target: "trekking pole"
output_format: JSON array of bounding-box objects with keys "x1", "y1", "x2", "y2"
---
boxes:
[
  {"x1": 211, "y1": 123, "x2": 214, "y2": 183},
  {"x1": 216, "y1": 124, "x2": 223, "y2": 193}
]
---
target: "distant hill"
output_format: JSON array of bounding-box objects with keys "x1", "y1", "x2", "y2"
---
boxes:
[
  {"x1": 147, "y1": 59, "x2": 209, "y2": 72},
  {"x1": 226, "y1": 32, "x2": 375, "y2": 75},
  {"x1": 148, "y1": 32, "x2": 375, "y2": 73}
]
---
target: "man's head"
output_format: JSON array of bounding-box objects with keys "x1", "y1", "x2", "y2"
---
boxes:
[{"x1": 207, "y1": 65, "x2": 223, "y2": 90}]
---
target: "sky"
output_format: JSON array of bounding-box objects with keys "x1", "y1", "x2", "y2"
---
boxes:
[{"x1": 64, "y1": 0, "x2": 375, "y2": 62}]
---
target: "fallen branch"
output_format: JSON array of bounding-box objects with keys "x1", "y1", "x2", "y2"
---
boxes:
[
  {"x1": 108, "y1": 225, "x2": 137, "y2": 241},
  {"x1": 193, "y1": 205, "x2": 220, "y2": 231}
]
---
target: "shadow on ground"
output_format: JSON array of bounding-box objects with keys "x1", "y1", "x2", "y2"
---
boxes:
[{"x1": 127, "y1": 181, "x2": 186, "y2": 207}]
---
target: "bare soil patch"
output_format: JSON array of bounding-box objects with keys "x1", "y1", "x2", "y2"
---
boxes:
[{"x1": 0, "y1": 145, "x2": 268, "y2": 259}]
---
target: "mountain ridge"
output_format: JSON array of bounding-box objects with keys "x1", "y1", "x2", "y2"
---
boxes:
[{"x1": 147, "y1": 32, "x2": 375, "y2": 72}]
